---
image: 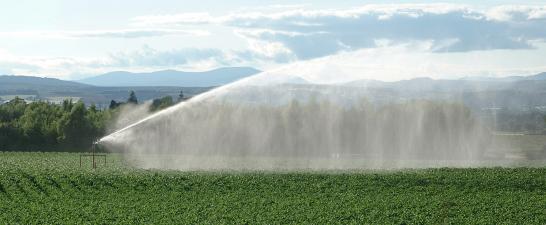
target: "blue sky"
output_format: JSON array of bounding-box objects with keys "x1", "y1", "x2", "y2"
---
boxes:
[{"x1": 1, "y1": 0, "x2": 546, "y2": 80}]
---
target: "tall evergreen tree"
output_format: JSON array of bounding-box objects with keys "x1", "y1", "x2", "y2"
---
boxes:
[
  {"x1": 109, "y1": 100, "x2": 119, "y2": 109},
  {"x1": 178, "y1": 90, "x2": 185, "y2": 102},
  {"x1": 62, "y1": 99, "x2": 73, "y2": 112},
  {"x1": 127, "y1": 91, "x2": 138, "y2": 104}
]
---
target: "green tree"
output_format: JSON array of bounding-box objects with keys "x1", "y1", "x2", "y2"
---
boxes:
[
  {"x1": 0, "y1": 122, "x2": 20, "y2": 150},
  {"x1": 151, "y1": 96, "x2": 174, "y2": 111},
  {"x1": 57, "y1": 101, "x2": 94, "y2": 150},
  {"x1": 61, "y1": 99, "x2": 73, "y2": 112},
  {"x1": 109, "y1": 100, "x2": 121, "y2": 109},
  {"x1": 86, "y1": 104, "x2": 110, "y2": 140},
  {"x1": 178, "y1": 90, "x2": 185, "y2": 102},
  {"x1": 17, "y1": 102, "x2": 61, "y2": 149},
  {"x1": 127, "y1": 91, "x2": 138, "y2": 104},
  {"x1": 0, "y1": 97, "x2": 114, "y2": 151},
  {"x1": 0, "y1": 97, "x2": 27, "y2": 150},
  {"x1": 0, "y1": 97, "x2": 27, "y2": 122}
]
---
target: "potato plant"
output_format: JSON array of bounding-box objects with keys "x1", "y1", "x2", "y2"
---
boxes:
[{"x1": 0, "y1": 152, "x2": 545, "y2": 224}]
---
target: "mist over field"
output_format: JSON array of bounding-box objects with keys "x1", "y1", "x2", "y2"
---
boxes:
[
  {"x1": 99, "y1": 51, "x2": 546, "y2": 170},
  {"x1": 3, "y1": 2, "x2": 546, "y2": 224}
]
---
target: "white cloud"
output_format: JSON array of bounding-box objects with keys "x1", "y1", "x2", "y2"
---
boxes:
[
  {"x1": 3, "y1": 40, "x2": 546, "y2": 81},
  {"x1": 263, "y1": 43, "x2": 546, "y2": 83},
  {"x1": 487, "y1": 5, "x2": 546, "y2": 21},
  {"x1": 3, "y1": 4, "x2": 546, "y2": 79},
  {"x1": 132, "y1": 4, "x2": 546, "y2": 60},
  {"x1": 0, "y1": 29, "x2": 209, "y2": 39},
  {"x1": 131, "y1": 13, "x2": 218, "y2": 26},
  {"x1": 133, "y1": 4, "x2": 474, "y2": 26},
  {"x1": 0, "y1": 46, "x2": 268, "y2": 79},
  {"x1": 104, "y1": 45, "x2": 227, "y2": 67}
]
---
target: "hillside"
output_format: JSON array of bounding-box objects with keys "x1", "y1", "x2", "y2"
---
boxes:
[
  {"x1": 0, "y1": 75, "x2": 91, "y2": 91},
  {"x1": 0, "y1": 75, "x2": 211, "y2": 107},
  {"x1": 78, "y1": 67, "x2": 261, "y2": 87},
  {"x1": 2, "y1": 71, "x2": 546, "y2": 110}
]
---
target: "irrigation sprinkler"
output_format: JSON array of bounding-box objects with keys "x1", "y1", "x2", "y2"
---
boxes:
[{"x1": 80, "y1": 140, "x2": 107, "y2": 169}]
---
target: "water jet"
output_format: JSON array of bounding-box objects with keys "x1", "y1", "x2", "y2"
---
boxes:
[{"x1": 97, "y1": 49, "x2": 524, "y2": 170}]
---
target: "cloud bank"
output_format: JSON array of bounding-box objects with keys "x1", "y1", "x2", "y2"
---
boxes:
[
  {"x1": 0, "y1": 46, "x2": 237, "y2": 79},
  {"x1": 135, "y1": 4, "x2": 546, "y2": 59},
  {"x1": 0, "y1": 29, "x2": 209, "y2": 39},
  {"x1": 1, "y1": 4, "x2": 546, "y2": 79}
]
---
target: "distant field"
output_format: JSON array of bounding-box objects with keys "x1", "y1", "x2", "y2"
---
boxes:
[
  {"x1": 0, "y1": 95, "x2": 37, "y2": 103},
  {"x1": 490, "y1": 134, "x2": 546, "y2": 160},
  {"x1": 1, "y1": 152, "x2": 545, "y2": 224}
]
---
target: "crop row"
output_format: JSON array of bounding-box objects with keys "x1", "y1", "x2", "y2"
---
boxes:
[{"x1": 1, "y1": 152, "x2": 545, "y2": 224}]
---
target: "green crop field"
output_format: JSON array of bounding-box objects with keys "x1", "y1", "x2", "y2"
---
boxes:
[{"x1": 1, "y1": 152, "x2": 545, "y2": 224}]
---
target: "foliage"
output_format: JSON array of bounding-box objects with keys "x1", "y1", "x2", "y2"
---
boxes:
[
  {"x1": 57, "y1": 102, "x2": 95, "y2": 148},
  {"x1": 178, "y1": 90, "x2": 185, "y2": 102},
  {"x1": 491, "y1": 108, "x2": 546, "y2": 133},
  {"x1": 0, "y1": 91, "x2": 182, "y2": 151},
  {"x1": 150, "y1": 96, "x2": 174, "y2": 112},
  {"x1": 109, "y1": 100, "x2": 122, "y2": 109},
  {"x1": 0, "y1": 152, "x2": 545, "y2": 224},
  {"x1": 127, "y1": 90, "x2": 138, "y2": 104},
  {"x1": 0, "y1": 98, "x2": 111, "y2": 151}
]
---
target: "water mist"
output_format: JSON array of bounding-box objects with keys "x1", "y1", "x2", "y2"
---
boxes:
[{"x1": 98, "y1": 48, "x2": 528, "y2": 170}]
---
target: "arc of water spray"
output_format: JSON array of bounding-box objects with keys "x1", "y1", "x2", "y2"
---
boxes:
[
  {"x1": 98, "y1": 51, "x2": 387, "y2": 144},
  {"x1": 98, "y1": 67, "x2": 287, "y2": 144}
]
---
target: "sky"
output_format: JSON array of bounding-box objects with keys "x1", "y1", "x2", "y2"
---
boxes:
[{"x1": 0, "y1": 0, "x2": 546, "y2": 80}]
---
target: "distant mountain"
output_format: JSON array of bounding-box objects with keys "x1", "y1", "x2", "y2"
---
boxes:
[
  {"x1": 340, "y1": 72, "x2": 546, "y2": 110},
  {"x1": 460, "y1": 72, "x2": 546, "y2": 82},
  {"x1": 2, "y1": 70, "x2": 546, "y2": 110},
  {"x1": 0, "y1": 75, "x2": 211, "y2": 107},
  {"x1": 246, "y1": 74, "x2": 311, "y2": 86},
  {"x1": 513, "y1": 72, "x2": 546, "y2": 81},
  {"x1": 78, "y1": 67, "x2": 261, "y2": 87},
  {"x1": 345, "y1": 72, "x2": 546, "y2": 92},
  {"x1": 0, "y1": 75, "x2": 92, "y2": 91}
]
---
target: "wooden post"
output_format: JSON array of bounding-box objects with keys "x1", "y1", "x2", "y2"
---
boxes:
[
  {"x1": 92, "y1": 142, "x2": 96, "y2": 169},
  {"x1": 80, "y1": 140, "x2": 106, "y2": 169}
]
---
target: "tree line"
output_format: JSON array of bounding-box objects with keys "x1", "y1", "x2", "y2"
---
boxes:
[
  {"x1": 492, "y1": 109, "x2": 546, "y2": 133},
  {"x1": 0, "y1": 91, "x2": 182, "y2": 151}
]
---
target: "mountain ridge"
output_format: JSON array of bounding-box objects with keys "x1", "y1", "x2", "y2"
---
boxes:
[
  {"x1": 78, "y1": 67, "x2": 261, "y2": 87},
  {"x1": 2, "y1": 71, "x2": 546, "y2": 109}
]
